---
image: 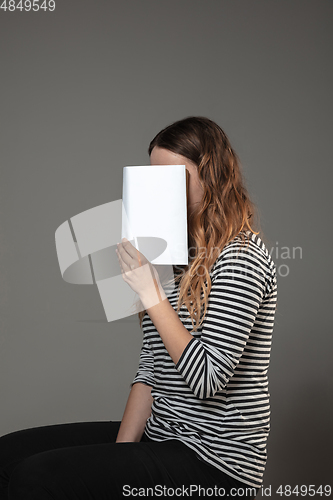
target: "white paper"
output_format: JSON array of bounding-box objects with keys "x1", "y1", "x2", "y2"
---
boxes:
[{"x1": 122, "y1": 165, "x2": 188, "y2": 265}]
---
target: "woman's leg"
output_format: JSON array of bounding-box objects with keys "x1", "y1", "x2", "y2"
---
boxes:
[
  {"x1": 5, "y1": 432, "x2": 257, "y2": 499},
  {"x1": 0, "y1": 420, "x2": 122, "y2": 499}
]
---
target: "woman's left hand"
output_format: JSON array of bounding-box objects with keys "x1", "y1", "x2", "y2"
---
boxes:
[{"x1": 115, "y1": 238, "x2": 164, "y2": 303}]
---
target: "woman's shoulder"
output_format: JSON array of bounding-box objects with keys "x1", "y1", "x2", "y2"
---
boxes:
[{"x1": 210, "y1": 230, "x2": 277, "y2": 283}]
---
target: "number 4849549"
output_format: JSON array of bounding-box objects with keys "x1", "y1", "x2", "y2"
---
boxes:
[
  {"x1": 0, "y1": 1, "x2": 56, "y2": 11},
  {"x1": 276, "y1": 485, "x2": 331, "y2": 496}
]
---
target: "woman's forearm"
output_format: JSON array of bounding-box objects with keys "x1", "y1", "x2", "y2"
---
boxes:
[
  {"x1": 140, "y1": 290, "x2": 193, "y2": 366},
  {"x1": 116, "y1": 382, "x2": 153, "y2": 443}
]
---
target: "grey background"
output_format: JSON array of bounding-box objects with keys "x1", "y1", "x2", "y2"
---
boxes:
[{"x1": 1, "y1": 0, "x2": 332, "y2": 496}]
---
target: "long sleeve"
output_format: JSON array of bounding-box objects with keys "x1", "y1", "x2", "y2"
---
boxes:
[
  {"x1": 175, "y1": 243, "x2": 272, "y2": 399},
  {"x1": 131, "y1": 334, "x2": 155, "y2": 388}
]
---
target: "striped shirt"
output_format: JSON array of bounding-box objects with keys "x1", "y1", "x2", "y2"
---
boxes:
[{"x1": 131, "y1": 230, "x2": 278, "y2": 489}]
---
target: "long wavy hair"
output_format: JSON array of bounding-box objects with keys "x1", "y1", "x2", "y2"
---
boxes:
[{"x1": 138, "y1": 116, "x2": 262, "y2": 333}]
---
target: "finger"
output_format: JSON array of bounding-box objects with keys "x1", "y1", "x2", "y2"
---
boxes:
[
  {"x1": 117, "y1": 247, "x2": 138, "y2": 274},
  {"x1": 120, "y1": 238, "x2": 135, "y2": 258},
  {"x1": 115, "y1": 249, "x2": 124, "y2": 274},
  {"x1": 121, "y1": 238, "x2": 145, "y2": 265},
  {"x1": 117, "y1": 243, "x2": 135, "y2": 269},
  {"x1": 136, "y1": 248, "x2": 142, "y2": 266}
]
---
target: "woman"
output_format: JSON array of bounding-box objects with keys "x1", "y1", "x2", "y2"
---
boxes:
[{"x1": 0, "y1": 117, "x2": 277, "y2": 499}]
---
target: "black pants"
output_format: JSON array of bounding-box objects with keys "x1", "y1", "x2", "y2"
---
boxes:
[{"x1": 0, "y1": 420, "x2": 258, "y2": 499}]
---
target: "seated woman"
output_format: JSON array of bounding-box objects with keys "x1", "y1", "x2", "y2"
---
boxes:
[{"x1": 0, "y1": 116, "x2": 277, "y2": 499}]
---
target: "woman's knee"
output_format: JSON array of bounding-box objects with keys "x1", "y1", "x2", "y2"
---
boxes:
[
  {"x1": 0, "y1": 430, "x2": 25, "y2": 496},
  {"x1": 8, "y1": 450, "x2": 72, "y2": 499},
  {"x1": 0, "y1": 430, "x2": 22, "y2": 463}
]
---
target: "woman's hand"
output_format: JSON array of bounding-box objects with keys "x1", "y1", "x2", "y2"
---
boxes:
[{"x1": 116, "y1": 238, "x2": 166, "y2": 308}]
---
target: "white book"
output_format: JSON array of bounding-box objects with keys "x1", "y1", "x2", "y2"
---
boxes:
[{"x1": 122, "y1": 165, "x2": 188, "y2": 265}]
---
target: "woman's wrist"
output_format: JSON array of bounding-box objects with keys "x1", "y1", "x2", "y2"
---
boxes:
[
  {"x1": 116, "y1": 383, "x2": 153, "y2": 443},
  {"x1": 139, "y1": 281, "x2": 168, "y2": 311}
]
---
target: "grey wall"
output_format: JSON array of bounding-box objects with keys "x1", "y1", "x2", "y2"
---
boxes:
[{"x1": 1, "y1": 0, "x2": 332, "y2": 496}]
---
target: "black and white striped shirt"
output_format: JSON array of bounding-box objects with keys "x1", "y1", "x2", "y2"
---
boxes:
[{"x1": 131, "y1": 230, "x2": 278, "y2": 489}]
